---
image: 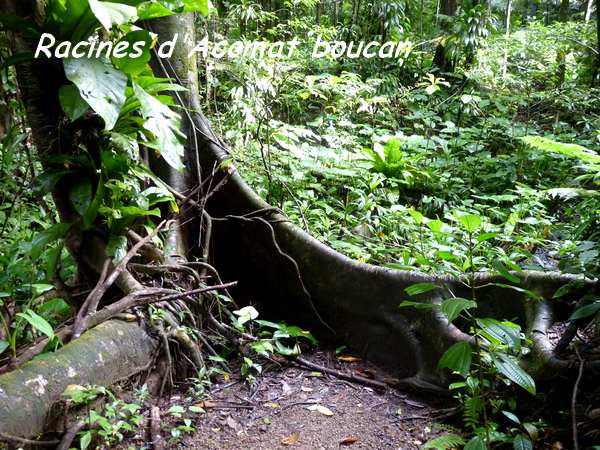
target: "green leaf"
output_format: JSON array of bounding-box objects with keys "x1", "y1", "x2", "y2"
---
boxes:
[
  {"x1": 136, "y1": 1, "x2": 176, "y2": 19},
  {"x1": 183, "y1": 0, "x2": 209, "y2": 15},
  {"x1": 422, "y1": 433, "x2": 465, "y2": 449},
  {"x1": 107, "y1": 235, "x2": 128, "y2": 263},
  {"x1": 79, "y1": 430, "x2": 92, "y2": 450},
  {"x1": 459, "y1": 214, "x2": 482, "y2": 233},
  {"x1": 501, "y1": 410, "x2": 521, "y2": 424},
  {"x1": 88, "y1": 0, "x2": 138, "y2": 30},
  {"x1": 464, "y1": 435, "x2": 486, "y2": 450},
  {"x1": 45, "y1": 0, "x2": 91, "y2": 39},
  {"x1": 487, "y1": 283, "x2": 542, "y2": 301},
  {"x1": 69, "y1": 180, "x2": 92, "y2": 216},
  {"x1": 438, "y1": 341, "x2": 472, "y2": 376},
  {"x1": 493, "y1": 353, "x2": 536, "y2": 394},
  {"x1": 520, "y1": 136, "x2": 600, "y2": 169},
  {"x1": 136, "y1": 0, "x2": 208, "y2": 19},
  {"x1": 112, "y1": 29, "x2": 153, "y2": 76},
  {"x1": 476, "y1": 318, "x2": 522, "y2": 351},
  {"x1": 133, "y1": 82, "x2": 185, "y2": 171},
  {"x1": 0, "y1": 340, "x2": 9, "y2": 355},
  {"x1": 492, "y1": 260, "x2": 521, "y2": 284},
  {"x1": 37, "y1": 298, "x2": 71, "y2": 319},
  {"x1": 16, "y1": 310, "x2": 54, "y2": 338},
  {"x1": 569, "y1": 301, "x2": 600, "y2": 320},
  {"x1": 64, "y1": 57, "x2": 127, "y2": 130},
  {"x1": 476, "y1": 232, "x2": 498, "y2": 242},
  {"x1": 30, "y1": 223, "x2": 71, "y2": 259},
  {"x1": 110, "y1": 132, "x2": 140, "y2": 160},
  {"x1": 0, "y1": 52, "x2": 35, "y2": 70},
  {"x1": 398, "y1": 300, "x2": 438, "y2": 310},
  {"x1": 440, "y1": 298, "x2": 477, "y2": 322},
  {"x1": 513, "y1": 434, "x2": 533, "y2": 450},
  {"x1": 59, "y1": 84, "x2": 89, "y2": 121},
  {"x1": 404, "y1": 282, "x2": 438, "y2": 296},
  {"x1": 83, "y1": 177, "x2": 104, "y2": 229}
]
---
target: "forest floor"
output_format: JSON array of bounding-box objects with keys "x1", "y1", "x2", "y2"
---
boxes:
[{"x1": 121, "y1": 350, "x2": 450, "y2": 449}]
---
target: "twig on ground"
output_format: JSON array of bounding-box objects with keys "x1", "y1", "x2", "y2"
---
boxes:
[{"x1": 293, "y1": 356, "x2": 389, "y2": 390}]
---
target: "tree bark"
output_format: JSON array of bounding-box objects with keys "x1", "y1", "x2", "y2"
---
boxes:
[
  {"x1": 0, "y1": 320, "x2": 157, "y2": 439},
  {"x1": 502, "y1": 0, "x2": 513, "y2": 79},
  {"x1": 433, "y1": 0, "x2": 457, "y2": 72}
]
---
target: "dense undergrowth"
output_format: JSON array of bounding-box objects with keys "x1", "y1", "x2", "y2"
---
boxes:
[{"x1": 205, "y1": 18, "x2": 600, "y2": 281}]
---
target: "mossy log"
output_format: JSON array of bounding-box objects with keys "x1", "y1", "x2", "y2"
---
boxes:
[{"x1": 0, "y1": 320, "x2": 157, "y2": 439}]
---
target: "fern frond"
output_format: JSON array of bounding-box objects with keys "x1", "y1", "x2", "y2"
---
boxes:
[{"x1": 422, "y1": 433, "x2": 465, "y2": 449}]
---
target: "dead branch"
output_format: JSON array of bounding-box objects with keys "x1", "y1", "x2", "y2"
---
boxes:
[
  {"x1": 71, "y1": 221, "x2": 170, "y2": 340},
  {"x1": 150, "y1": 406, "x2": 165, "y2": 450}
]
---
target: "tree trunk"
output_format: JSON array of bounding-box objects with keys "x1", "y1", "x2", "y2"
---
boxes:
[
  {"x1": 585, "y1": 0, "x2": 593, "y2": 22},
  {"x1": 502, "y1": 0, "x2": 513, "y2": 79},
  {"x1": 433, "y1": 0, "x2": 457, "y2": 72}
]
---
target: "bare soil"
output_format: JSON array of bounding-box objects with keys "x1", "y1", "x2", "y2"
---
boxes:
[{"x1": 130, "y1": 351, "x2": 450, "y2": 449}]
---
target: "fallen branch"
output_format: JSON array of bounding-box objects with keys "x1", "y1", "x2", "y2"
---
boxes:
[
  {"x1": 0, "y1": 432, "x2": 59, "y2": 446},
  {"x1": 293, "y1": 356, "x2": 389, "y2": 390}
]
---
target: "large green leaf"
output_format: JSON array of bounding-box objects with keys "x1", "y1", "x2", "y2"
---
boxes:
[
  {"x1": 459, "y1": 214, "x2": 482, "y2": 233},
  {"x1": 133, "y1": 82, "x2": 185, "y2": 171},
  {"x1": 59, "y1": 84, "x2": 90, "y2": 121},
  {"x1": 440, "y1": 298, "x2": 477, "y2": 322},
  {"x1": 0, "y1": 340, "x2": 9, "y2": 356},
  {"x1": 493, "y1": 353, "x2": 536, "y2": 395},
  {"x1": 112, "y1": 30, "x2": 153, "y2": 76},
  {"x1": 438, "y1": 341, "x2": 472, "y2": 376},
  {"x1": 45, "y1": 0, "x2": 91, "y2": 39},
  {"x1": 476, "y1": 318, "x2": 521, "y2": 352},
  {"x1": 64, "y1": 57, "x2": 127, "y2": 130},
  {"x1": 16, "y1": 310, "x2": 54, "y2": 338},
  {"x1": 30, "y1": 223, "x2": 71, "y2": 259},
  {"x1": 88, "y1": 0, "x2": 138, "y2": 30},
  {"x1": 69, "y1": 180, "x2": 92, "y2": 216},
  {"x1": 569, "y1": 300, "x2": 600, "y2": 320},
  {"x1": 464, "y1": 436, "x2": 486, "y2": 450},
  {"x1": 492, "y1": 260, "x2": 520, "y2": 284},
  {"x1": 404, "y1": 282, "x2": 438, "y2": 296},
  {"x1": 513, "y1": 434, "x2": 533, "y2": 450},
  {"x1": 107, "y1": 235, "x2": 128, "y2": 263}
]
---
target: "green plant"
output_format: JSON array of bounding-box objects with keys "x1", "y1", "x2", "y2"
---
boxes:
[
  {"x1": 402, "y1": 214, "x2": 538, "y2": 449},
  {"x1": 62, "y1": 384, "x2": 143, "y2": 449}
]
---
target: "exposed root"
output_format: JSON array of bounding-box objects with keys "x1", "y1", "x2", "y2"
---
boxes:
[
  {"x1": 56, "y1": 419, "x2": 85, "y2": 450},
  {"x1": 71, "y1": 221, "x2": 170, "y2": 340},
  {"x1": 0, "y1": 433, "x2": 59, "y2": 447},
  {"x1": 150, "y1": 406, "x2": 165, "y2": 450}
]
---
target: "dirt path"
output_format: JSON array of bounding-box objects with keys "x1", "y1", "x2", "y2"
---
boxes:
[{"x1": 144, "y1": 351, "x2": 449, "y2": 449}]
